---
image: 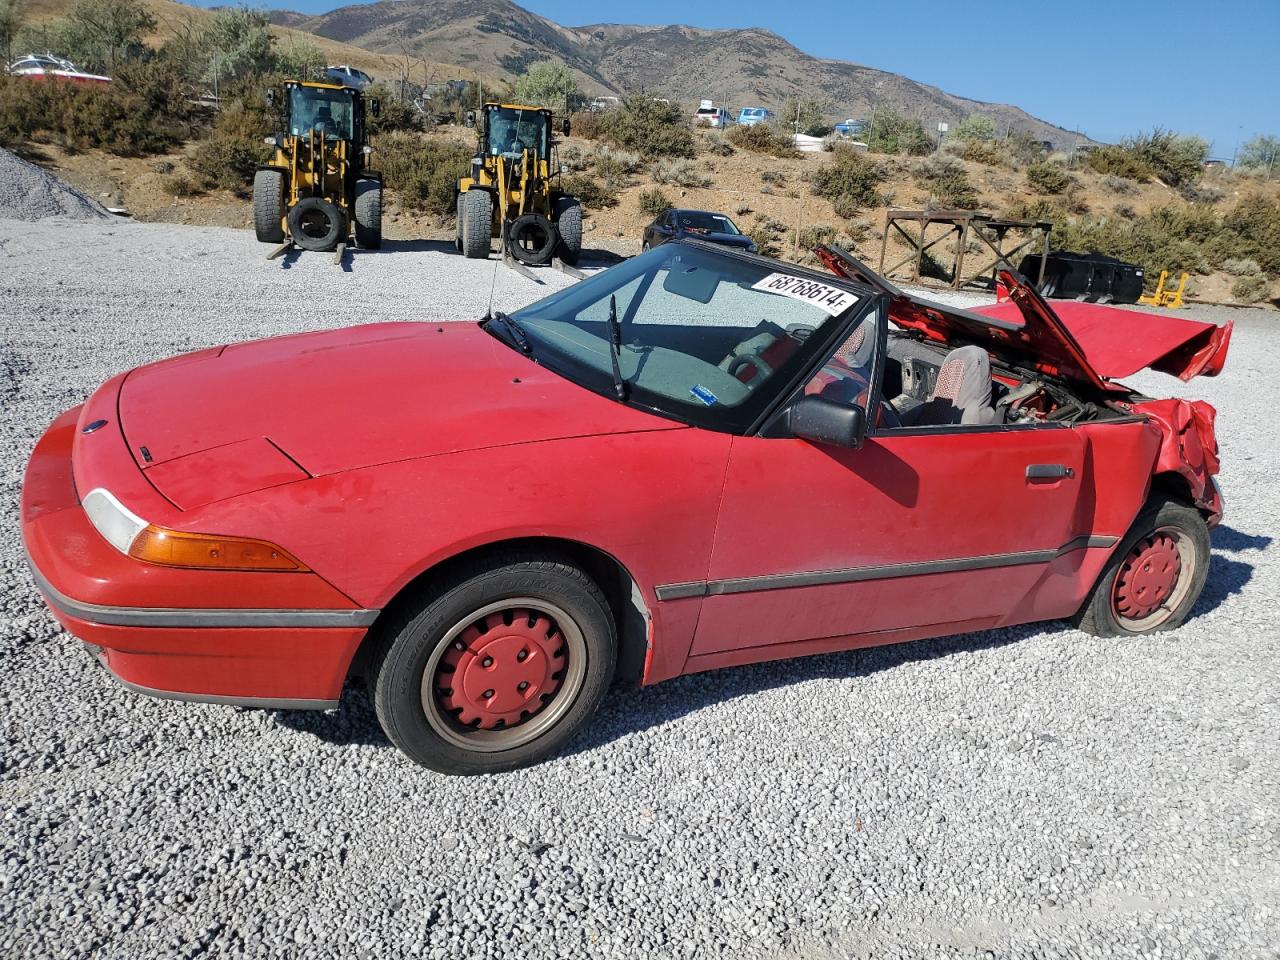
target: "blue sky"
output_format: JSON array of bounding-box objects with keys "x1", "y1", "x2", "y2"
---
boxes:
[{"x1": 220, "y1": 0, "x2": 1278, "y2": 154}]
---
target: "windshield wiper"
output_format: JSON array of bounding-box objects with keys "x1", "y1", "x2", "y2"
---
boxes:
[
  {"x1": 485, "y1": 310, "x2": 532, "y2": 354},
  {"x1": 605, "y1": 294, "x2": 628, "y2": 401}
]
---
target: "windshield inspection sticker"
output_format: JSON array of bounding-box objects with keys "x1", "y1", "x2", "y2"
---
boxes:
[
  {"x1": 690, "y1": 384, "x2": 719, "y2": 406},
  {"x1": 751, "y1": 273, "x2": 860, "y2": 316}
]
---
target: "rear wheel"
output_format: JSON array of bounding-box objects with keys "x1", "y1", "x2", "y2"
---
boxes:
[
  {"x1": 252, "y1": 169, "x2": 285, "y2": 244},
  {"x1": 371, "y1": 554, "x2": 617, "y2": 774},
  {"x1": 459, "y1": 190, "x2": 492, "y2": 259},
  {"x1": 1073, "y1": 497, "x2": 1210, "y2": 637},
  {"x1": 553, "y1": 196, "x2": 583, "y2": 265},
  {"x1": 354, "y1": 178, "x2": 382, "y2": 250}
]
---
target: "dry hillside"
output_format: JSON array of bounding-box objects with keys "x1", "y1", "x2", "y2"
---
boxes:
[
  {"x1": 266, "y1": 0, "x2": 1088, "y2": 147},
  {"x1": 19, "y1": 0, "x2": 482, "y2": 88}
]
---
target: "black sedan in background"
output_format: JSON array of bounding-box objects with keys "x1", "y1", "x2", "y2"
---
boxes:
[{"x1": 642, "y1": 209, "x2": 757, "y2": 253}]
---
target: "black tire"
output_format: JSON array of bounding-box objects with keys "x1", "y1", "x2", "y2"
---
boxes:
[
  {"x1": 287, "y1": 197, "x2": 345, "y2": 252},
  {"x1": 252, "y1": 169, "x2": 285, "y2": 244},
  {"x1": 354, "y1": 178, "x2": 382, "y2": 250},
  {"x1": 459, "y1": 190, "x2": 492, "y2": 259},
  {"x1": 371, "y1": 552, "x2": 617, "y2": 774},
  {"x1": 1072, "y1": 496, "x2": 1211, "y2": 637},
  {"x1": 507, "y1": 212, "x2": 558, "y2": 266},
  {"x1": 553, "y1": 196, "x2": 583, "y2": 265},
  {"x1": 454, "y1": 193, "x2": 463, "y2": 252}
]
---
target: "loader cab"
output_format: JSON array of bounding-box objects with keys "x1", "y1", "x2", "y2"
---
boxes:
[
  {"x1": 480, "y1": 104, "x2": 555, "y2": 161},
  {"x1": 285, "y1": 82, "x2": 361, "y2": 141}
]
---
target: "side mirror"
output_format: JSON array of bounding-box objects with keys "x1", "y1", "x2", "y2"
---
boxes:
[
  {"x1": 465, "y1": 110, "x2": 476, "y2": 128},
  {"x1": 788, "y1": 396, "x2": 866, "y2": 448},
  {"x1": 561, "y1": 117, "x2": 571, "y2": 136},
  {"x1": 370, "y1": 98, "x2": 381, "y2": 118},
  {"x1": 265, "y1": 88, "x2": 276, "y2": 108}
]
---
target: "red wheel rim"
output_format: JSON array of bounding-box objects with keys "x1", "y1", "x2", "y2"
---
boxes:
[
  {"x1": 1112, "y1": 532, "x2": 1183, "y2": 622},
  {"x1": 433, "y1": 607, "x2": 567, "y2": 730}
]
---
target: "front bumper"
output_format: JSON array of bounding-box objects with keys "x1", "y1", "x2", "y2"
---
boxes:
[{"x1": 22, "y1": 406, "x2": 377, "y2": 709}]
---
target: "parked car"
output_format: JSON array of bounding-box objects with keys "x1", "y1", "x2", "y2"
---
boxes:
[
  {"x1": 589, "y1": 96, "x2": 620, "y2": 113},
  {"x1": 693, "y1": 100, "x2": 732, "y2": 128},
  {"x1": 7, "y1": 53, "x2": 110, "y2": 85},
  {"x1": 833, "y1": 118, "x2": 867, "y2": 137},
  {"x1": 324, "y1": 65, "x2": 373, "y2": 90},
  {"x1": 737, "y1": 107, "x2": 774, "y2": 127},
  {"x1": 643, "y1": 209, "x2": 756, "y2": 252},
  {"x1": 23, "y1": 241, "x2": 1229, "y2": 774}
]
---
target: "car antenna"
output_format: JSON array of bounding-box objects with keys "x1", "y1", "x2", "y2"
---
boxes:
[
  {"x1": 605, "y1": 293, "x2": 628, "y2": 401},
  {"x1": 484, "y1": 249, "x2": 500, "y2": 321}
]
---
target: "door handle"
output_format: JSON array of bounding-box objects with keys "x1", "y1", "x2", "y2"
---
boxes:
[{"x1": 1026, "y1": 463, "x2": 1074, "y2": 480}]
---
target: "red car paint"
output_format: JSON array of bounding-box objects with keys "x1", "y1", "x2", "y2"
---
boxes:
[{"x1": 22, "y1": 250, "x2": 1228, "y2": 712}]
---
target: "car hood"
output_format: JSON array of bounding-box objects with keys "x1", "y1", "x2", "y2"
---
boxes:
[
  {"x1": 117, "y1": 322, "x2": 682, "y2": 510},
  {"x1": 678, "y1": 230, "x2": 753, "y2": 248},
  {"x1": 816, "y1": 246, "x2": 1231, "y2": 392}
]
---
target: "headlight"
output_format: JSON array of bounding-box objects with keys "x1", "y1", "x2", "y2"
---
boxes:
[
  {"x1": 83, "y1": 488, "x2": 148, "y2": 553},
  {"x1": 83, "y1": 487, "x2": 307, "y2": 572}
]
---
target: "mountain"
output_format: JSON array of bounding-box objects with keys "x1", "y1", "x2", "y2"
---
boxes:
[{"x1": 268, "y1": 0, "x2": 1089, "y2": 147}]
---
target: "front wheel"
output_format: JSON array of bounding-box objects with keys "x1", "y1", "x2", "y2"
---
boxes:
[
  {"x1": 252, "y1": 169, "x2": 285, "y2": 244},
  {"x1": 371, "y1": 554, "x2": 617, "y2": 774},
  {"x1": 354, "y1": 178, "x2": 382, "y2": 250},
  {"x1": 553, "y1": 196, "x2": 582, "y2": 265},
  {"x1": 1073, "y1": 497, "x2": 1210, "y2": 637}
]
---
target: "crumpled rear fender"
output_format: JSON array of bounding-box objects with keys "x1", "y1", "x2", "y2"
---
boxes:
[{"x1": 1133, "y1": 398, "x2": 1223, "y2": 525}]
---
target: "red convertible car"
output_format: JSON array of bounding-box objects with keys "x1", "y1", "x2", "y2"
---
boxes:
[{"x1": 22, "y1": 241, "x2": 1229, "y2": 774}]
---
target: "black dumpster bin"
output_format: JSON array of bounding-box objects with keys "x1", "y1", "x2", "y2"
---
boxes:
[{"x1": 1018, "y1": 251, "x2": 1145, "y2": 304}]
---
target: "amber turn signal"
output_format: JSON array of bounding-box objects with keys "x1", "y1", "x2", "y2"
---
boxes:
[{"x1": 127, "y1": 525, "x2": 308, "y2": 572}]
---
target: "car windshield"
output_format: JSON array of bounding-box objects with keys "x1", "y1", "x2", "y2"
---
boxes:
[
  {"x1": 499, "y1": 243, "x2": 871, "y2": 432},
  {"x1": 677, "y1": 211, "x2": 738, "y2": 235},
  {"x1": 289, "y1": 87, "x2": 355, "y2": 140},
  {"x1": 486, "y1": 107, "x2": 549, "y2": 159}
]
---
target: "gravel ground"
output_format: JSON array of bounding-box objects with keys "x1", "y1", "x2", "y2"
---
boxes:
[
  {"x1": 2, "y1": 216, "x2": 1278, "y2": 960},
  {"x1": 0, "y1": 148, "x2": 110, "y2": 223}
]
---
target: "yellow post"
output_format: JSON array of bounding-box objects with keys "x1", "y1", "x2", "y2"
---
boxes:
[
  {"x1": 1139, "y1": 270, "x2": 1168, "y2": 307},
  {"x1": 1159, "y1": 272, "x2": 1188, "y2": 309}
]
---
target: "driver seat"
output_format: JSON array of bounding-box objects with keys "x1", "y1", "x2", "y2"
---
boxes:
[{"x1": 902, "y1": 345, "x2": 997, "y2": 426}]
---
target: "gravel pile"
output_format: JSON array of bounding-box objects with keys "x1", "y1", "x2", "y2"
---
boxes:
[
  {"x1": 0, "y1": 148, "x2": 110, "y2": 223},
  {"x1": 2, "y1": 219, "x2": 1277, "y2": 960}
]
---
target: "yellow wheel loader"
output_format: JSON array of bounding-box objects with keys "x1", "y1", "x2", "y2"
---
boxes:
[
  {"x1": 253, "y1": 80, "x2": 383, "y2": 255},
  {"x1": 456, "y1": 102, "x2": 582, "y2": 269}
]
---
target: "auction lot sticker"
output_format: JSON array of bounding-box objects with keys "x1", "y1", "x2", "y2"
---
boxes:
[{"x1": 751, "y1": 273, "x2": 860, "y2": 316}]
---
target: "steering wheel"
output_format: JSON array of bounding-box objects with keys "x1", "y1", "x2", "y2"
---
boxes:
[{"x1": 727, "y1": 353, "x2": 773, "y2": 383}]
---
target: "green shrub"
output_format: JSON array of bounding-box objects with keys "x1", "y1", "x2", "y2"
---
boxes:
[
  {"x1": 1222, "y1": 196, "x2": 1280, "y2": 276},
  {"x1": 1026, "y1": 160, "x2": 1072, "y2": 195},
  {"x1": 809, "y1": 147, "x2": 886, "y2": 218},
  {"x1": 567, "y1": 110, "x2": 607, "y2": 141},
  {"x1": 1084, "y1": 145, "x2": 1151, "y2": 182},
  {"x1": 160, "y1": 173, "x2": 196, "y2": 196},
  {"x1": 592, "y1": 146, "x2": 640, "y2": 188},
  {"x1": 366, "y1": 84, "x2": 419, "y2": 134},
  {"x1": 562, "y1": 173, "x2": 618, "y2": 209},
  {"x1": 929, "y1": 175, "x2": 979, "y2": 209},
  {"x1": 1125, "y1": 129, "x2": 1208, "y2": 188},
  {"x1": 745, "y1": 214, "x2": 786, "y2": 257},
  {"x1": 864, "y1": 109, "x2": 932, "y2": 156},
  {"x1": 727, "y1": 122, "x2": 797, "y2": 158},
  {"x1": 961, "y1": 138, "x2": 1004, "y2": 166},
  {"x1": 637, "y1": 187, "x2": 672, "y2": 218},
  {"x1": 0, "y1": 60, "x2": 193, "y2": 154},
  {"x1": 189, "y1": 133, "x2": 267, "y2": 192},
  {"x1": 652, "y1": 157, "x2": 710, "y2": 188},
  {"x1": 1100, "y1": 174, "x2": 1138, "y2": 194},
  {"x1": 599, "y1": 96, "x2": 695, "y2": 158},
  {"x1": 951, "y1": 114, "x2": 996, "y2": 142},
  {"x1": 375, "y1": 132, "x2": 470, "y2": 215},
  {"x1": 1222, "y1": 257, "x2": 1262, "y2": 276},
  {"x1": 1231, "y1": 274, "x2": 1270, "y2": 303}
]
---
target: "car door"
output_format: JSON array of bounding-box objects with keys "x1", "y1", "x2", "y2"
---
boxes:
[{"x1": 687, "y1": 318, "x2": 1096, "y2": 663}]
